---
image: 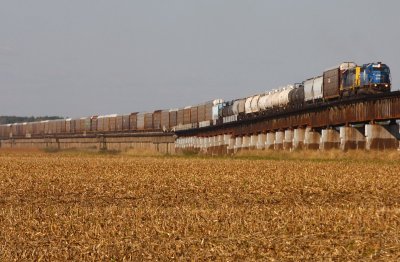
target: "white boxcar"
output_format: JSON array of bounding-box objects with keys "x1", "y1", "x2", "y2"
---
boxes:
[
  {"x1": 314, "y1": 76, "x2": 323, "y2": 100},
  {"x1": 304, "y1": 76, "x2": 323, "y2": 102},
  {"x1": 304, "y1": 78, "x2": 314, "y2": 102}
]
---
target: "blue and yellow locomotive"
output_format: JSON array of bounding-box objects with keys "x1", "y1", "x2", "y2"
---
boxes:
[{"x1": 341, "y1": 62, "x2": 391, "y2": 95}]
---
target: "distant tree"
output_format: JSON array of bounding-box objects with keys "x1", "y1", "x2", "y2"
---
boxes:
[{"x1": 0, "y1": 116, "x2": 64, "y2": 125}]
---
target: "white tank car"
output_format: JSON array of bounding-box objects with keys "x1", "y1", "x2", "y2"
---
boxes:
[
  {"x1": 278, "y1": 85, "x2": 294, "y2": 107},
  {"x1": 269, "y1": 89, "x2": 281, "y2": 108},
  {"x1": 258, "y1": 92, "x2": 270, "y2": 111},
  {"x1": 232, "y1": 98, "x2": 246, "y2": 115},
  {"x1": 265, "y1": 91, "x2": 276, "y2": 109},
  {"x1": 245, "y1": 96, "x2": 253, "y2": 114},
  {"x1": 250, "y1": 95, "x2": 261, "y2": 113}
]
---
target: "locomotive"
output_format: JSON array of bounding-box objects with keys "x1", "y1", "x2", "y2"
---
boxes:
[{"x1": 0, "y1": 61, "x2": 391, "y2": 139}]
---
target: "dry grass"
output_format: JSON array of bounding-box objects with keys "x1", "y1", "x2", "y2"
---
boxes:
[
  {"x1": 236, "y1": 148, "x2": 400, "y2": 163},
  {"x1": 122, "y1": 147, "x2": 164, "y2": 157},
  {"x1": 1, "y1": 149, "x2": 400, "y2": 260}
]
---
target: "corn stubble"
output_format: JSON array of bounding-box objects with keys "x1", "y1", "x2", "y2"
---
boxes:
[{"x1": 0, "y1": 151, "x2": 400, "y2": 260}]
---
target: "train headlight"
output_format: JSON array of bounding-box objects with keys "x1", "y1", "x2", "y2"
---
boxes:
[
  {"x1": 385, "y1": 84, "x2": 389, "y2": 87},
  {"x1": 374, "y1": 84, "x2": 377, "y2": 87}
]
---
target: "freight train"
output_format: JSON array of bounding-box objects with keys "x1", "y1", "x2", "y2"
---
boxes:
[{"x1": 0, "y1": 61, "x2": 391, "y2": 139}]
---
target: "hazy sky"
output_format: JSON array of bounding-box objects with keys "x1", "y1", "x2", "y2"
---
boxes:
[{"x1": 1, "y1": 0, "x2": 399, "y2": 118}]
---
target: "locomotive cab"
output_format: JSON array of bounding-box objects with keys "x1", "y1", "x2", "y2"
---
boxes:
[{"x1": 360, "y1": 62, "x2": 391, "y2": 93}]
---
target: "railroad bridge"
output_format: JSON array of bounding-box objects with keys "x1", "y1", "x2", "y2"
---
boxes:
[
  {"x1": 0, "y1": 132, "x2": 176, "y2": 154},
  {"x1": 175, "y1": 91, "x2": 400, "y2": 153},
  {"x1": 2, "y1": 92, "x2": 400, "y2": 154}
]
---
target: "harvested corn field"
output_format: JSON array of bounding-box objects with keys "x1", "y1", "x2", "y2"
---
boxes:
[{"x1": 1, "y1": 149, "x2": 400, "y2": 260}]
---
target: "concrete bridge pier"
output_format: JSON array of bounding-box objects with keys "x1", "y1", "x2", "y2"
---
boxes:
[
  {"x1": 234, "y1": 136, "x2": 243, "y2": 153},
  {"x1": 283, "y1": 129, "x2": 294, "y2": 150},
  {"x1": 206, "y1": 137, "x2": 213, "y2": 154},
  {"x1": 340, "y1": 126, "x2": 366, "y2": 150},
  {"x1": 174, "y1": 138, "x2": 180, "y2": 153},
  {"x1": 213, "y1": 136, "x2": 219, "y2": 155},
  {"x1": 198, "y1": 137, "x2": 205, "y2": 154},
  {"x1": 227, "y1": 135, "x2": 235, "y2": 155},
  {"x1": 210, "y1": 135, "x2": 217, "y2": 155},
  {"x1": 266, "y1": 132, "x2": 275, "y2": 150},
  {"x1": 177, "y1": 137, "x2": 183, "y2": 153},
  {"x1": 196, "y1": 137, "x2": 203, "y2": 154},
  {"x1": 249, "y1": 134, "x2": 258, "y2": 150},
  {"x1": 274, "y1": 131, "x2": 284, "y2": 150},
  {"x1": 202, "y1": 137, "x2": 211, "y2": 154},
  {"x1": 204, "y1": 137, "x2": 211, "y2": 154},
  {"x1": 186, "y1": 137, "x2": 191, "y2": 151},
  {"x1": 223, "y1": 134, "x2": 232, "y2": 155},
  {"x1": 320, "y1": 128, "x2": 340, "y2": 150},
  {"x1": 209, "y1": 136, "x2": 217, "y2": 155},
  {"x1": 241, "y1": 135, "x2": 251, "y2": 150},
  {"x1": 256, "y1": 133, "x2": 266, "y2": 150},
  {"x1": 305, "y1": 128, "x2": 321, "y2": 150},
  {"x1": 194, "y1": 137, "x2": 201, "y2": 153},
  {"x1": 365, "y1": 123, "x2": 399, "y2": 150},
  {"x1": 293, "y1": 128, "x2": 305, "y2": 150},
  {"x1": 215, "y1": 135, "x2": 225, "y2": 155},
  {"x1": 185, "y1": 137, "x2": 190, "y2": 150},
  {"x1": 190, "y1": 137, "x2": 196, "y2": 151},
  {"x1": 210, "y1": 136, "x2": 216, "y2": 155},
  {"x1": 192, "y1": 137, "x2": 198, "y2": 151},
  {"x1": 188, "y1": 137, "x2": 194, "y2": 152},
  {"x1": 197, "y1": 137, "x2": 204, "y2": 154},
  {"x1": 184, "y1": 137, "x2": 190, "y2": 152}
]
